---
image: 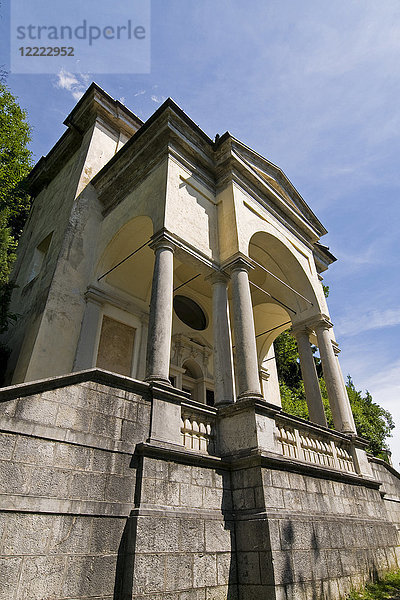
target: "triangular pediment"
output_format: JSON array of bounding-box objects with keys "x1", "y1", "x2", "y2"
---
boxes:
[{"x1": 231, "y1": 139, "x2": 327, "y2": 237}]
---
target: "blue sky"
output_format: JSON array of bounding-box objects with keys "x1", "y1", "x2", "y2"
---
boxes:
[{"x1": 1, "y1": 0, "x2": 399, "y2": 466}]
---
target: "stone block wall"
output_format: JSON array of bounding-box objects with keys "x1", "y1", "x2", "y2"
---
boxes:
[
  {"x1": 370, "y1": 458, "x2": 400, "y2": 545},
  {"x1": 116, "y1": 450, "x2": 237, "y2": 600},
  {"x1": 230, "y1": 458, "x2": 400, "y2": 600},
  {"x1": 0, "y1": 371, "x2": 152, "y2": 600},
  {"x1": 1, "y1": 371, "x2": 400, "y2": 600}
]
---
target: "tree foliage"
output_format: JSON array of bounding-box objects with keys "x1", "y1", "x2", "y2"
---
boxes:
[
  {"x1": 274, "y1": 330, "x2": 394, "y2": 460},
  {"x1": 0, "y1": 83, "x2": 32, "y2": 332}
]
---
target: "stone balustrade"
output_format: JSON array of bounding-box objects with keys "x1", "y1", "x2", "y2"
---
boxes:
[
  {"x1": 180, "y1": 405, "x2": 216, "y2": 455},
  {"x1": 276, "y1": 419, "x2": 356, "y2": 473}
]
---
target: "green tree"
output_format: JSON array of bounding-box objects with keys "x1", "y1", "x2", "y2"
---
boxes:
[
  {"x1": 274, "y1": 331, "x2": 394, "y2": 460},
  {"x1": 0, "y1": 83, "x2": 32, "y2": 382},
  {"x1": 0, "y1": 83, "x2": 32, "y2": 331}
]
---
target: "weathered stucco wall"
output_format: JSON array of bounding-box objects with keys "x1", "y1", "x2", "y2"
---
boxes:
[{"x1": 4, "y1": 118, "x2": 126, "y2": 385}]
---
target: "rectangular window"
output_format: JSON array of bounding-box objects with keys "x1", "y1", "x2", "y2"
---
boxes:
[
  {"x1": 206, "y1": 389, "x2": 215, "y2": 407},
  {"x1": 27, "y1": 232, "x2": 53, "y2": 283}
]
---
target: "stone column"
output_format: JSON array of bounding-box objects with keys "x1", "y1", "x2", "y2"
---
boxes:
[
  {"x1": 292, "y1": 326, "x2": 327, "y2": 427},
  {"x1": 73, "y1": 293, "x2": 102, "y2": 371},
  {"x1": 209, "y1": 272, "x2": 235, "y2": 405},
  {"x1": 145, "y1": 234, "x2": 175, "y2": 384},
  {"x1": 314, "y1": 319, "x2": 356, "y2": 433},
  {"x1": 229, "y1": 258, "x2": 262, "y2": 400}
]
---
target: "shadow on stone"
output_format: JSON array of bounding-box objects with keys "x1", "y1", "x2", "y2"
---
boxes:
[
  {"x1": 113, "y1": 453, "x2": 142, "y2": 600},
  {"x1": 113, "y1": 517, "x2": 137, "y2": 600},
  {"x1": 220, "y1": 467, "x2": 239, "y2": 600}
]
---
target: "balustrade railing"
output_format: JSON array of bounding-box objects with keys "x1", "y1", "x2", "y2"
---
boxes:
[
  {"x1": 179, "y1": 402, "x2": 355, "y2": 473},
  {"x1": 180, "y1": 406, "x2": 216, "y2": 455},
  {"x1": 276, "y1": 421, "x2": 355, "y2": 473}
]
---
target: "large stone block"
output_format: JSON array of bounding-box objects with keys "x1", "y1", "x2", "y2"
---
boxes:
[
  {"x1": 62, "y1": 555, "x2": 117, "y2": 598},
  {"x1": 270, "y1": 550, "x2": 294, "y2": 585},
  {"x1": 216, "y1": 552, "x2": 237, "y2": 586},
  {"x1": 165, "y1": 554, "x2": 193, "y2": 591},
  {"x1": 14, "y1": 396, "x2": 58, "y2": 425},
  {"x1": 28, "y1": 466, "x2": 72, "y2": 497},
  {"x1": 236, "y1": 551, "x2": 261, "y2": 585},
  {"x1": 55, "y1": 404, "x2": 90, "y2": 432},
  {"x1": 235, "y1": 518, "x2": 271, "y2": 552},
  {"x1": 48, "y1": 515, "x2": 93, "y2": 554},
  {"x1": 135, "y1": 515, "x2": 180, "y2": 553},
  {"x1": 90, "y1": 517, "x2": 126, "y2": 553},
  {"x1": 0, "y1": 432, "x2": 16, "y2": 460},
  {"x1": 132, "y1": 553, "x2": 166, "y2": 594},
  {"x1": 0, "y1": 461, "x2": 31, "y2": 494},
  {"x1": 54, "y1": 442, "x2": 91, "y2": 469},
  {"x1": 180, "y1": 518, "x2": 205, "y2": 553},
  {"x1": 2, "y1": 513, "x2": 55, "y2": 555},
  {"x1": 205, "y1": 520, "x2": 234, "y2": 553},
  {"x1": 70, "y1": 471, "x2": 106, "y2": 501},
  {"x1": 193, "y1": 553, "x2": 218, "y2": 588},
  {"x1": 0, "y1": 557, "x2": 22, "y2": 600},
  {"x1": 17, "y1": 556, "x2": 66, "y2": 600},
  {"x1": 13, "y1": 435, "x2": 56, "y2": 466}
]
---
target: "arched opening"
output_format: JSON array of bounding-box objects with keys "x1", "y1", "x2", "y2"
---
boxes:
[
  {"x1": 248, "y1": 231, "x2": 320, "y2": 408},
  {"x1": 74, "y1": 216, "x2": 155, "y2": 378},
  {"x1": 96, "y1": 215, "x2": 155, "y2": 304},
  {"x1": 182, "y1": 358, "x2": 205, "y2": 404}
]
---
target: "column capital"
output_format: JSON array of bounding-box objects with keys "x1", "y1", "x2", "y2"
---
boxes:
[
  {"x1": 290, "y1": 314, "x2": 333, "y2": 336},
  {"x1": 149, "y1": 229, "x2": 176, "y2": 253},
  {"x1": 205, "y1": 270, "x2": 230, "y2": 286},
  {"x1": 222, "y1": 254, "x2": 255, "y2": 275},
  {"x1": 312, "y1": 316, "x2": 333, "y2": 332},
  {"x1": 291, "y1": 324, "x2": 314, "y2": 339}
]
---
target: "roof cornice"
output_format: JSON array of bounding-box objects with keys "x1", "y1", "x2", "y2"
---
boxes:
[{"x1": 27, "y1": 82, "x2": 143, "y2": 195}]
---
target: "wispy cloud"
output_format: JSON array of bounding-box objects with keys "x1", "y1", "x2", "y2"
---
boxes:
[
  {"x1": 335, "y1": 307, "x2": 400, "y2": 337},
  {"x1": 54, "y1": 69, "x2": 87, "y2": 101},
  {"x1": 134, "y1": 90, "x2": 146, "y2": 97},
  {"x1": 151, "y1": 94, "x2": 166, "y2": 104}
]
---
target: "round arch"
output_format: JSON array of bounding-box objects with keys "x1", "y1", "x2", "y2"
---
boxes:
[
  {"x1": 95, "y1": 215, "x2": 154, "y2": 303},
  {"x1": 248, "y1": 230, "x2": 322, "y2": 363}
]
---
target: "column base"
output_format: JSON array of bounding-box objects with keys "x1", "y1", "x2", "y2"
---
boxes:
[
  {"x1": 237, "y1": 391, "x2": 264, "y2": 402},
  {"x1": 214, "y1": 398, "x2": 235, "y2": 407},
  {"x1": 144, "y1": 375, "x2": 172, "y2": 386}
]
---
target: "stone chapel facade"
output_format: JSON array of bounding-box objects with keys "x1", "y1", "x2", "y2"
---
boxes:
[{"x1": 0, "y1": 83, "x2": 399, "y2": 600}]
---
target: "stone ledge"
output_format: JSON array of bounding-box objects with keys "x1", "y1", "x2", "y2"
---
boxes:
[
  {"x1": 0, "y1": 494, "x2": 133, "y2": 517},
  {"x1": 0, "y1": 368, "x2": 151, "y2": 402},
  {"x1": 130, "y1": 506, "x2": 233, "y2": 520},
  {"x1": 136, "y1": 441, "x2": 229, "y2": 469},
  {"x1": 369, "y1": 455, "x2": 400, "y2": 480},
  {"x1": 136, "y1": 442, "x2": 381, "y2": 490},
  {"x1": 381, "y1": 495, "x2": 400, "y2": 504},
  {"x1": 233, "y1": 509, "x2": 389, "y2": 523},
  {"x1": 0, "y1": 418, "x2": 138, "y2": 455},
  {"x1": 218, "y1": 396, "x2": 281, "y2": 419},
  {"x1": 221, "y1": 448, "x2": 382, "y2": 489}
]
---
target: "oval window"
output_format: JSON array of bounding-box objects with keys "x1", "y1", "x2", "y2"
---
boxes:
[{"x1": 173, "y1": 295, "x2": 207, "y2": 330}]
